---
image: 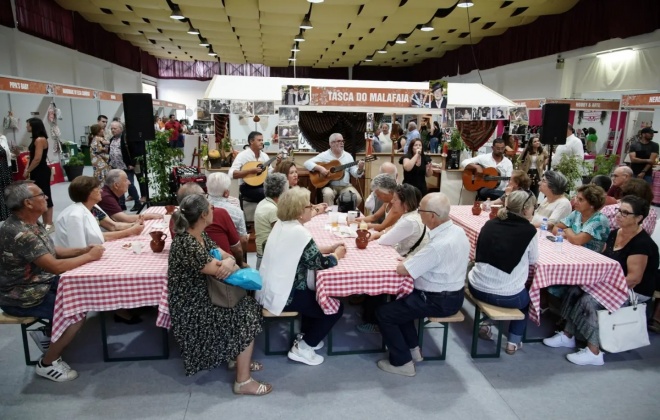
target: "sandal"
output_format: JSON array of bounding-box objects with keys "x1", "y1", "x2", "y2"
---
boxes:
[
  {"x1": 505, "y1": 342, "x2": 522, "y2": 355},
  {"x1": 227, "y1": 360, "x2": 263, "y2": 372},
  {"x1": 233, "y1": 377, "x2": 273, "y2": 396},
  {"x1": 478, "y1": 324, "x2": 494, "y2": 341}
]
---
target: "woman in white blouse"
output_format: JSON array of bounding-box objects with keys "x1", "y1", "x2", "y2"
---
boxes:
[
  {"x1": 531, "y1": 170, "x2": 572, "y2": 231},
  {"x1": 54, "y1": 176, "x2": 144, "y2": 248},
  {"x1": 370, "y1": 184, "x2": 428, "y2": 257}
]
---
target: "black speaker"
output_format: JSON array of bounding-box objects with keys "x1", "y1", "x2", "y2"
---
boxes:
[
  {"x1": 540, "y1": 103, "x2": 570, "y2": 145},
  {"x1": 122, "y1": 93, "x2": 156, "y2": 146}
]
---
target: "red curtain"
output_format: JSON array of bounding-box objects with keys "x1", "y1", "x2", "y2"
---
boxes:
[
  {"x1": 157, "y1": 59, "x2": 222, "y2": 80},
  {"x1": 15, "y1": 0, "x2": 74, "y2": 47},
  {"x1": 297, "y1": 111, "x2": 381, "y2": 154},
  {"x1": 456, "y1": 121, "x2": 498, "y2": 152},
  {"x1": 0, "y1": 0, "x2": 14, "y2": 28},
  {"x1": 269, "y1": 66, "x2": 348, "y2": 80},
  {"x1": 141, "y1": 51, "x2": 159, "y2": 79}
]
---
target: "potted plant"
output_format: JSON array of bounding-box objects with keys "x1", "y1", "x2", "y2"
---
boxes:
[
  {"x1": 219, "y1": 138, "x2": 235, "y2": 167},
  {"x1": 581, "y1": 154, "x2": 618, "y2": 184},
  {"x1": 63, "y1": 153, "x2": 85, "y2": 182},
  {"x1": 447, "y1": 129, "x2": 466, "y2": 169},
  {"x1": 553, "y1": 154, "x2": 583, "y2": 193},
  {"x1": 140, "y1": 129, "x2": 183, "y2": 204}
]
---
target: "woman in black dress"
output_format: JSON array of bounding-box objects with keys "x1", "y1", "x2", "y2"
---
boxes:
[
  {"x1": 24, "y1": 118, "x2": 53, "y2": 229},
  {"x1": 400, "y1": 138, "x2": 433, "y2": 196},
  {"x1": 0, "y1": 134, "x2": 11, "y2": 221}
]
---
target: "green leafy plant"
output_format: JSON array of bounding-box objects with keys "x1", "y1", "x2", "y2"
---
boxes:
[
  {"x1": 448, "y1": 129, "x2": 466, "y2": 151},
  {"x1": 65, "y1": 153, "x2": 85, "y2": 166},
  {"x1": 140, "y1": 129, "x2": 183, "y2": 203},
  {"x1": 554, "y1": 154, "x2": 583, "y2": 192},
  {"x1": 590, "y1": 154, "x2": 618, "y2": 177}
]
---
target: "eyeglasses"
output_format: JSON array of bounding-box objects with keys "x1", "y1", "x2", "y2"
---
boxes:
[
  {"x1": 332, "y1": 140, "x2": 345, "y2": 144},
  {"x1": 522, "y1": 190, "x2": 534, "y2": 210},
  {"x1": 304, "y1": 205, "x2": 314, "y2": 210},
  {"x1": 615, "y1": 208, "x2": 636, "y2": 217},
  {"x1": 417, "y1": 208, "x2": 439, "y2": 216},
  {"x1": 29, "y1": 192, "x2": 46, "y2": 199}
]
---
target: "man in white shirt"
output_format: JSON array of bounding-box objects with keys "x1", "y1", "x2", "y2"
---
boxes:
[
  {"x1": 551, "y1": 124, "x2": 584, "y2": 167},
  {"x1": 375, "y1": 193, "x2": 469, "y2": 377},
  {"x1": 304, "y1": 133, "x2": 365, "y2": 206},
  {"x1": 228, "y1": 131, "x2": 281, "y2": 202},
  {"x1": 404, "y1": 122, "x2": 420, "y2": 154},
  {"x1": 460, "y1": 137, "x2": 513, "y2": 201},
  {"x1": 378, "y1": 123, "x2": 392, "y2": 153}
]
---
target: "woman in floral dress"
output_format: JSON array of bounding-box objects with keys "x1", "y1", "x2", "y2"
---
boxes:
[{"x1": 89, "y1": 124, "x2": 109, "y2": 182}]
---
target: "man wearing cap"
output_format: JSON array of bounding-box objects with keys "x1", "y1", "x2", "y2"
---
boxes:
[
  {"x1": 628, "y1": 127, "x2": 658, "y2": 184},
  {"x1": 551, "y1": 124, "x2": 584, "y2": 167}
]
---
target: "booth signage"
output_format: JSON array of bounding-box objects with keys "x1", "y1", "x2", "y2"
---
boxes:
[
  {"x1": 312, "y1": 87, "x2": 425, "y2": 108},
  {"x1": 0, "y1": 76, "x2": 49, "y2": 94},
  {"x1": 621, "y1": 93, "x2": 660, "y2": 107},
  {"x1": 513, "y1": 99, "x2": 620, "y2": 110}
]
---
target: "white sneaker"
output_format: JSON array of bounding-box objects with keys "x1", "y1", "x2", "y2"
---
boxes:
[
  {"x1": 29, "y1": 329, "x2": 51, "y2": 353},
  {"x1": 35, "y1": 357, "x2": 79, "y2": 382},
  {"x1": 410, "y1": 346, "x2": 424, "y2": 363},
  {"x1": 543, "y1": 331, "x2": 576, "y2": 348},
  {"x1": 566, "y1": 348, "x2": 604, "y2": 366},
  {"x1": 287, "y1": 340, "x2": 324, "y2": 366},
  {"x1": 311, "y1": 340, "x2": 324, "y2": 351}
]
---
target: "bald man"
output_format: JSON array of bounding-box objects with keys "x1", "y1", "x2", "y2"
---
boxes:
[{"x1": 607, "y1": 165, "x2": 633, "y2": 200}]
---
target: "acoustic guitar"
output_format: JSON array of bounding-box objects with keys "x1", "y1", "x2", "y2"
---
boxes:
[
  {"x1": 241, "y1": 153, "x2": 282, "y2": 187},
  {"x1": 462, "y1": 166, "x2": 511, "y2": 191},
  {"x1": 309, "y1": 155, "x2": 377, "y2": 189}
]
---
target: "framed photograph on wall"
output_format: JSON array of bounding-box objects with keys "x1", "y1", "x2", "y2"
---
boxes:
[
  {"x1": 278, "y1": 107, "x2": 299, "y2": 123},
  {"x1": 254, "y1": 101, "x2": 274, "y2": 115},
  {"x1": 210, "y1": 99, "x2": 231, "y2": 114},
  {"x1": 197, "y1": 99, "x2": 211, "y2": 120},
  {"x1": 455, "y1": 107, "x2": 473, "y2": 121}
]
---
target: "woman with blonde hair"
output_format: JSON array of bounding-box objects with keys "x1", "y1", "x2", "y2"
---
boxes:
[{"x1": 468, "y1": 190, "x2": 538, "y2": 355}]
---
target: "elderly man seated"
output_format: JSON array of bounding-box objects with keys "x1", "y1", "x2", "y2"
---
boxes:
[
  {"x1": 98, "y1": 169, "x2": 163, "y2": 223},
  {"x1": 0, "y1": 181, "x2": 104, "y2": 382},
  {"x1": 376, "y1": 193, "x2": 469, "y2": 377},
  {"x1": 607, "y1": 165, "x2": 633, "y2": 200},
  {"x1": 170, "y1": 183, "x2": 246, "y2": 267},
  {"x1": 206, "y1": 172, "x2": 249, "y2": 255}
]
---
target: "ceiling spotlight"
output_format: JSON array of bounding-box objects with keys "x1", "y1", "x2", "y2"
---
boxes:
[
  {"x1": 307, "y1": 0, "x2": 324, "y2": 3},
  {"x1": 170, "y1": 7, "x2": 185, "y2": 20},
  {"x1": 199, "y1": 37, "x2": 209, "y2": 46},
  {"x1": 377, "y1": 48, "x2": 387, "y2": 54},
  {"x1": 457, "y1": 1, "x2": 474, "y2": 8},
  {"x1": 364, "y1": 56, "x2": 373, "y2": 62},
  {"x1": 300, "y1": 18, "x2": 313, "y2": 30},
  {"x1": 421, "y1": 22, "x2": 434, "y2": 32},
  {"x1": 289, "y1": 57, "x2": 297, "y2": 61},
  {"x1": 187, "y1": 25, "x2": 199, "y2": 35},
  {"x1": 291, "y1": 43, "x2": 300, "y2": 52},
  {"x1": 294, "y1": 32, "x2": 305, "y2": 42},
  {"x1": 208, "y1": 48, "x2": 217, "y2": 57},
  {"x1": 395, "y1": 36, "x2": 407, "y2": 44}
]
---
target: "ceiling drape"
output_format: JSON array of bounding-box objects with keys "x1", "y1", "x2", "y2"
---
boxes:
[
  {"x1": 298, "y1": 112, "x2": 382, "y2": 154},
  {"x1": 456, "y1": 121, "x2": 498, "y2": 152}
]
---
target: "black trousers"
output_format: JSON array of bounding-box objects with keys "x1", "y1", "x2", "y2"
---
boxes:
[
  {"x1": 239, "y1": 183, "x2": 265, "y2": 202},
  {"x1": 283, "y1": 289, "x2": 343, "y2": 347},
  {"x1": 477, "y1": 187, "x2": 504, "y2": 201}
]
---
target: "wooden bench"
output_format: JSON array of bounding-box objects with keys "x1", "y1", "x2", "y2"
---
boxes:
[
  {"x1": 464, "y1": 288, "x2": 525, "y2": 358},
  {"x1": 0, "y1": 311, "x2": 49, "y2": 365},
  {"x1": 417, "y1": 311, "x2": 465, "y2": 361},
  {"x1": 262, "y1": 309, "x2": 299, "y2": 355}
]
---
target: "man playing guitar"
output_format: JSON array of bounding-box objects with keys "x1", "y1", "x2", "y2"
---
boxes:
[
  {"x1": 304, "y1": 133, "x2": 365, "y2": 206},
  {"x1": 460, "y1": 137, "x2": 513, "y2": 201},
  {"x1": 228, "y1": 131, "x2": 281, "y2": 202}
]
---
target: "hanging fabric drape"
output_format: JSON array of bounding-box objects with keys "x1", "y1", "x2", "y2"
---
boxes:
[
  {"x1": 457, "y1": 121, "x2": 498, "y2": 152},
  {"x1": 298, "y1": 112, "x2": 381, "y2": 154}
]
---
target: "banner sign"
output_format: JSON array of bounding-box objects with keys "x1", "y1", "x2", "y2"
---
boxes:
[
  {"x1": 311, "y1": 87, "x2": 427, "y2": 108},
  {"x1": 513, "y1": 98, "x2": 620, "y2": 110},
  {"x1": 621, "y1": 93, "x2": 660, "y2": 108}
]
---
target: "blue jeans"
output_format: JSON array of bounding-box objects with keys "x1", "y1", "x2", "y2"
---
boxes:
[
  {"x1": 376, "y1": 288, "x2": 464, "y2": 366},
  {"x1": 468, "y1": 283, "x2": 529, "y2": 344},
  {"x1": 0, "y1": 276, "x2": 59, "y2": 322},
  {"x1": 283, "y1": 289, "x2": 343, "y2": 347},
  {"x1": 429, "y1": 137, "x2": 439, "y2": 153}
]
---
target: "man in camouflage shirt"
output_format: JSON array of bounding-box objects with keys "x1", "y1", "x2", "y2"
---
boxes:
[{"x1": 0, "y1": 181, "x2": 104, "y2": 382}]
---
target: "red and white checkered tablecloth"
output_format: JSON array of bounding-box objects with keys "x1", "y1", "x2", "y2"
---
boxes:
[
  {"x1": 52, "y1": 207, "x2": 171, "y2": 342},
  {"x1": 449, "y1": 205, "x2": 628, "y2": 325},
  {"x1": 140, "y1": 206, "x2": 169, "y2": 236},
  {"x1": 305, "y1": 214, "x2": 414, "y2": 315},
  {"x1": 653, "y1": 170, "x2": 660, "y2": 205}
]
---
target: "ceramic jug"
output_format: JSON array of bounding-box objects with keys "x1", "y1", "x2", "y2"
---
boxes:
[
  {"x1": 356, "y1": 229, "x2": 371, "y2": 249},
  {"x1": 165, "y1": 205, "x2": 176, "y2": 215},
  {"x1": 472, "y1": 201, "x2": 482, "y2": 216},
  {"x1": 149, "y1": 231, "x2": 168, "y2": 253}
]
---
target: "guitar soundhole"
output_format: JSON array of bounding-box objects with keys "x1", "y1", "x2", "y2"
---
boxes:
[{"x1": 329, "y1": 168, "x2": 336, "y2": 174}]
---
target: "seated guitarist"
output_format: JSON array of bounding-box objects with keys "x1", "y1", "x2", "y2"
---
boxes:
[
  {"x1": 228, "y1": 131, "x2": 281, "y2": 202},
  {"x1": 460, "y1": 137, "x2": 513, "y2": 201},
  {"x1": 304, "y1": 133, "x2": 365, "y2": 206}
]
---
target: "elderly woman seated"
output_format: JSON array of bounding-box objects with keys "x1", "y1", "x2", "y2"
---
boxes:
[
  {"x1": 257, "y1": 187, "x2": 346, "y2": 366},
  {"x1": 356, "y1": 173, "x2": 402, "y2": 231},
  {"x1": 570, "y1": 175, "x2": 616, "y2": 209},
  {"x1": 600, "y1": 178, "x2": 657, "y2": 235},
  {"x1": 544, "y1": 196, "x2": 659, "y2": 365},
  {"x1": 254, "y1": 173, "x2": 289, "y2": 269},
  {"x1": 552, "y1": 184, "x2": 610, "y2": 252},
  {"x1": 531, "y1": 171, "x2": 572, "y2": 231},
  {"x1": 168, "y1": 194, "x2": 270, "y2": 395},
  {"x1": 468, "y1": 190, "x2": 538, "y2": 355},
  {"x1": 492, "y1": 170, "x2": 531, "y2": 206},
  {"x1": 53, "y1": 176, "x2": 144, "y2": 248}
]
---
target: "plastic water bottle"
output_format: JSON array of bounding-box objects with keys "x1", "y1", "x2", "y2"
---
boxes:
[
  {"x1": 555, "y1": 228, "x2": 564, "y2": 253},
  {"x1": 540, "y1": 218, "x2": 548, "y2": 239},
  {"x1": 483, "y1": 198, "x2": 492, "y2": 213}
]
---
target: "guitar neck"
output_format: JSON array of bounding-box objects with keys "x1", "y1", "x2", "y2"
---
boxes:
[
  {"x1": 334, "y1": 160, "x2": 360, "y2": 172},
  {"x1": 261, "y1": 154, "x2": 280, "y2": 168}
]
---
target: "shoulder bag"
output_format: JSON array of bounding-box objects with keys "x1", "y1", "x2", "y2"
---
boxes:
[
  {"x1": 597, "y1": 290, "x2": 649, "y2": 353},
  {"x1": 207, "y1": 276, "x2": 247, "y2": 308}
]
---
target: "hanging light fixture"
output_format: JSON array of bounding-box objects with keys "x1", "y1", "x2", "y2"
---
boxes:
[
  {"x1": 170, "y1": 7, "x2": 185, "y2": 20},
  {"x1": 294, "y1": 32, "x2": 305, "y2": 42},
  {"x1": 187, "y1": 24, "x2": 199, "y2": 35},
  {"x1": 307, "y1": 0, "x2": 324, "y2": 3},
  {"x1": 291, "y1": 43, "x2": 300, "y2": 52},
  {"x1": 395, "y1": 35, "x2": 407, "y2": 44},
  {"x1": 457, "y1": 1, "x2": 474, "y2": 8},
  {"x1": 377, "y1": 48, "x2": 387, "y2": 54},
  {"x1": 364, "y1": 55, "x2": 374, "y2": 62},
  {"x1": 300, "y1": 17, "x2": 313, "y2": 30},
  {"x1": 420, "y1": 21, "x2": 434, "y2": 32},
  {"x1": 208, "y1": 47, "x2": 217, "y2": 57}
]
